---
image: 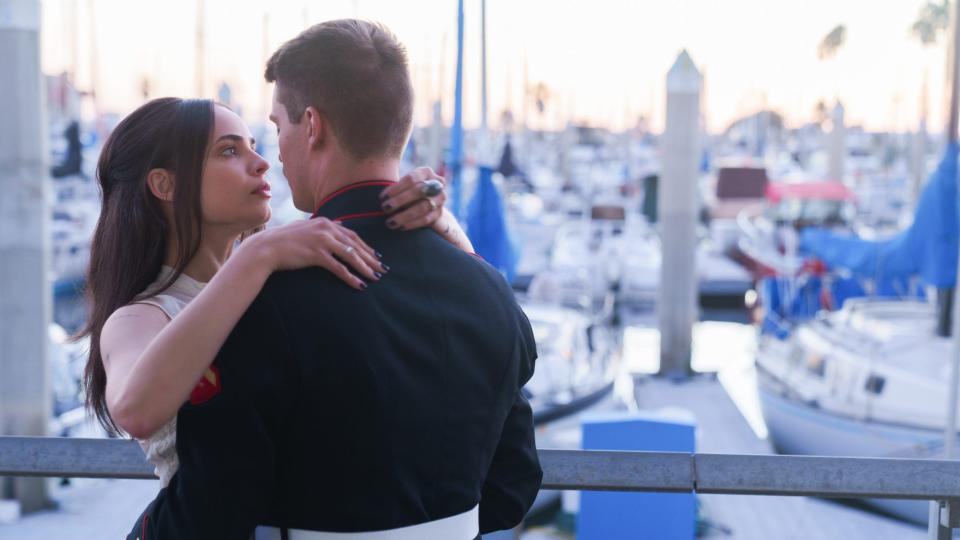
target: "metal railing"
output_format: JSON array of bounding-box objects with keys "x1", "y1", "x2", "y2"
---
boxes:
[{"x1": 3, "y1": 437, "x2": 960, "y2": 538}]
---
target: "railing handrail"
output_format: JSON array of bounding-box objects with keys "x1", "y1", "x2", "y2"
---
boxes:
[{"x1": 4, "y1": 436, "x2": 960, "y2": 501}]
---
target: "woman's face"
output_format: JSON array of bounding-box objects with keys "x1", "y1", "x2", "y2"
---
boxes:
[{"x1": 199, "y1": 106, "x2": 272, "y2": 233}]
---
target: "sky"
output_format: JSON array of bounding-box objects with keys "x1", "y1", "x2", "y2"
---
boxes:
[{"x1": 40, "y1": 0, "x2": 951, "y2": 134}]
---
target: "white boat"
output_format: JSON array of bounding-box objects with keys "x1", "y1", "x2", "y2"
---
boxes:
[
  {"x1": 755, "y1": 297, "x2": 954, "y2": 524},
  {"x1": 50, "y1": 177, "x2": 100, "y2": 298},
  {"x1": 520, "y1": 302, "x2": 627, "y2": 515}
]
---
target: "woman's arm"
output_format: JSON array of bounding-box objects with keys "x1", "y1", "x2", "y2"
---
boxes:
[
  {"x1": 432, "y1": 208, "x2": 474, "y2": 252},
  {"x1": 101, "y1": 219, "x2": 382, "y2": 439}
]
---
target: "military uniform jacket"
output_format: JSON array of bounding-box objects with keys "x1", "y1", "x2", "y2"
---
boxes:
[{"x1": 129, "y1": 181, "x2": 542, "y2": 540}]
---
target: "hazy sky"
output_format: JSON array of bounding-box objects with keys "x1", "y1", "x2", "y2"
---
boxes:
[{"x1": 40, "y1": 0, "x2": 950, "y2": 133}]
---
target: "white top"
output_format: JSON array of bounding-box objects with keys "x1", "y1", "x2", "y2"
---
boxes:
[{"x1": 131, "y1": 265, "x2": 207, "y2": 487}]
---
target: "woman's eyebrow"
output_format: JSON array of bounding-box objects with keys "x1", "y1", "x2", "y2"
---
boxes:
[{"x1": 214, "y1": 134, "x2": 256, "y2": 147}]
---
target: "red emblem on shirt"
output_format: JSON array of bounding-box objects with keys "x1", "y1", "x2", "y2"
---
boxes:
[{"x1": 190, "y1": 365, "x2": 221, "y2": 405}]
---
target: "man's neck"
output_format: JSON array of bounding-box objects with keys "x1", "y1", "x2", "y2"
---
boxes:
[{"x1": 312, "y1": 158, "x2": 401, "y2": 209}]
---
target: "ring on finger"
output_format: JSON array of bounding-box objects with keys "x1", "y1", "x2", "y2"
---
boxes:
[
  {"x1": 344, "y1": 245, "x2": 355, "y2": 255},
  {"x1": 421, "y1": 179, "x2": 444, "y2": 197}
]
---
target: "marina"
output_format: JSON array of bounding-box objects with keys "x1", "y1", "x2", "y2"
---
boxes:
[{"x1": 8, "y1": 0, "x2": 960, "y2": 538}]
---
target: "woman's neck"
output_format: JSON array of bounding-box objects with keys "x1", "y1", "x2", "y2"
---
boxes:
[{"x1": 163, "y1": 227, "x2": 237, "y2": 283}]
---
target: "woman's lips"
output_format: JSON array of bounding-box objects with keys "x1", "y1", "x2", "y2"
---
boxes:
[{"x1": 252, "y1": 181, "x2": 272, "y2": 197}]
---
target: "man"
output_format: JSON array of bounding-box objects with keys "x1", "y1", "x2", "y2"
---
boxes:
[{"x1": 131, "y1": 19, "x2": 541, "y2": 540}]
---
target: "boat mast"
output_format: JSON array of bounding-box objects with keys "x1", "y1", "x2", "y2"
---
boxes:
[
  {"x1": 448, "y1": 0, "x2": 465, "y2": 219},
  {"x1": 195, "y1": 0, "x2": 205, "y2": 97},
  {"x1": 480, "y1": 0, "x2": 488, "y2": 133},
  {"x1": 87, "y1": 0, "x2": 100, "y2": 135}
]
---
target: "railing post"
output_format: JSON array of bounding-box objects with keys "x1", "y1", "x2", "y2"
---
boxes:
[{"x1": 929, "y1": 499, "x2": 960, "y2": 540}]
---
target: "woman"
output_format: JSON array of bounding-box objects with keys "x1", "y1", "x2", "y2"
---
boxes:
[{"x1": 79, "y1": 97, "x2": 471, "y2": 488}]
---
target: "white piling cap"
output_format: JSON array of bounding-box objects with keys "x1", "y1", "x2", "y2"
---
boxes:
[{"x1": 667, "y1": 50, "x2": 702, "y2": 94}]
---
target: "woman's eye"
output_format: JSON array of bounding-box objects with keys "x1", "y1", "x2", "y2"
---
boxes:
[{"x1": 222, "y1": 147, "x2": 238, "y2": 156}]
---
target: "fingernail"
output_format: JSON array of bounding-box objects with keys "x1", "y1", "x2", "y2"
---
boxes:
[
  {"x1": 382, "y1": 203, "x2": 393, "y2": 211},
  {"x1": 374, "y1": 271, "x2": 383, "y2": 279},
  {"x1": 381, "y1": 263, "x2": 390, "y2": 272},
  {"x1": 386, "y1": 219, "x2": 397, "y2": 228},
  {"x1": 376, "y1": 251, "x2": 383, "y2": 259},
  {"x1": 360, "y1": 282, "x2": 368, "y2": 290}
]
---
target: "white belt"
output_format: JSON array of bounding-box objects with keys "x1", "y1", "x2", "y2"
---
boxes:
[{"x1": 254, "y1": 504, "x2": 479, "y2": 540}]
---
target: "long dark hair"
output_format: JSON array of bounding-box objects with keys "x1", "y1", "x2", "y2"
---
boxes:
[{"x1": 79, "y1": 97, "x2": 215, "y2": 434}]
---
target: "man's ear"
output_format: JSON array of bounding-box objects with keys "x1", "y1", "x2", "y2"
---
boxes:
[
  {"x1": 304, "y1": 106, "x2": 325, "y2": 149},
  {"x1": 146, "y1": 169, "x2": 175, "y2": 202}
]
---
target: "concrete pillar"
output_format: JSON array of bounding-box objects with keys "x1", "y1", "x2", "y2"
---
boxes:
[
  {"x1": 828, "y1": 102, "x2": 845, "y2": 183},
  {"x1": 657, "y1": 51, "x2": 701, "y2": 377},
  {"x1": 0, "y1": 0, "x2": 52, "y2": 512}
]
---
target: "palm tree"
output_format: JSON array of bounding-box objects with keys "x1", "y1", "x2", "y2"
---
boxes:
[
  {"x1": 912, "y1": 0, "x2": 950, "y2": 46},
  {"x1": 817, "y1": 24, "x2": 847, "y2": 124},
  {"x1": 817, "y1": 24, "x2": 847, "y2": 61}
]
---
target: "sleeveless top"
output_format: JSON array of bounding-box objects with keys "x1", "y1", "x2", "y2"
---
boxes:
[{"x1": 131, "y1": 265, "x2": 207, "y2": 487}]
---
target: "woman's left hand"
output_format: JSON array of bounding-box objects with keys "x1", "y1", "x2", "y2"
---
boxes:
[{"x1": 379, "y1": 167, "x2": 446, "y2": 231}]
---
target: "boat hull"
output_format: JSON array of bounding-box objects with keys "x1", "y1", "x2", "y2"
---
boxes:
[{"x1": 758, "y1": 383, "x2": 942, "y2": 524}]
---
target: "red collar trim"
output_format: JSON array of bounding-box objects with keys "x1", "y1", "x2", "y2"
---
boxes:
[
  {"x1": 312, "y1": 180, "x2": 396, "y2": 217},
  {"x1": 332, "y1": 210, "x2": 388, "y2": 223}
]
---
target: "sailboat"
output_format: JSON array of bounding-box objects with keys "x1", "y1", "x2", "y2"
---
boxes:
[{"x1": 754, "y1": 144, "x2": 959, "y2": 524}]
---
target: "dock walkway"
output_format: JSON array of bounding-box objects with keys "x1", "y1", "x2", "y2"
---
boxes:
[{"x1": 635, "y1": 375, "x2": 926, "y2": 539}]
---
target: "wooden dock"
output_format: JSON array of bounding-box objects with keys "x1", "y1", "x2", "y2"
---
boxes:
[
  {"x1": 0, "y1": 477, "x2": 159, "y2": 539},
  {"x1": 636, "y1": 375, "x2": 925, "y2": 539}
]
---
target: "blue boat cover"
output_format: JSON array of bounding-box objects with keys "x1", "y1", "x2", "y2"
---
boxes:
[
  {"x1": 761, "y1": 144, "x2": 957, "y2": 336},
  {"x1": 800, "y1": 143, "x2": 958, "y2": 289},
  {"x1": 466, "y1": 165, "x2": 517, "y2": 281}
]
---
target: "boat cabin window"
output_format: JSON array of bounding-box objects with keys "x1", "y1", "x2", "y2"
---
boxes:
[
  {"x1": 806, "y1": 354, "x2": 826, "y2": 377},
  {"x1": 768, "y1": 199, "x2": 853, "y2": 228},
  {"x1": 591, "y1": 205, "x2": 626, "y2": 221},
  {"x1": 864, "y1": 374, "x2": 885, "y2": 395},
  {"x1": 586, "y1": 325, "x2": 597, "y2": 353}
]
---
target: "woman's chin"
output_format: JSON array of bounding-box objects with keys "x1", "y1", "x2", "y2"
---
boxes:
[{"x1": 233, "y1": 211, "x2": 271, "y2": 234}]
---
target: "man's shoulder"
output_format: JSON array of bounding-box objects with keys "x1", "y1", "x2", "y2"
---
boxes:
[
  {"x1": 263, "y1": 267, "x2": 339, "y2": 293},
  {"x1": 464, "y1": 252, "x2": 516, "y2": 298},
  {"x1": 257, "y1": 267, "x2": 342, "y2": 306}
]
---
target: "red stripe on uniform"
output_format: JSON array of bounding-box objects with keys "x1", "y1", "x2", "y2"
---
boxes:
[{"x1": 333, "y1": 211, "x2": 388, "y2": 222}]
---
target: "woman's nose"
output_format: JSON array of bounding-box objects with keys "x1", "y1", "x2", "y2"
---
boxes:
[{"x1": 252, "y1": 153, "x2": 269, "y2": 176}]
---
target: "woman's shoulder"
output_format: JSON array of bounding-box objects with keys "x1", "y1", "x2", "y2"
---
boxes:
[
  {"x1": 99, "y1": 303, "x2": 172, "y2": 370},
  {"x1": 102, "y1": 303, "x2": 171, "y2": 344},
  {"x1": 109, "y1": 302, "x2": 172, "y2": 322}
]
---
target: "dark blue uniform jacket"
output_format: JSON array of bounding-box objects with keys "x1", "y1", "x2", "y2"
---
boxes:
[{"x1": 130, "y1": 181, "x2": 542, "y2": 539}]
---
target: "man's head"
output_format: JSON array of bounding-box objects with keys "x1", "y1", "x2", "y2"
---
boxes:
[{"x1": 265, "y1": 19, "x2": 414, "y2": 211}]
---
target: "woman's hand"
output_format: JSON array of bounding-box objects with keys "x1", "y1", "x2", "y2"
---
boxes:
[
  {"x1": 246, "y1": 218, "x2": 386, "y2": 290},
  {"x1": 379, "y1": 167, "x2": 474, "y2": 252},
  {"x1": 379, "y1": 167, "x2": 447, "y2": 231}
]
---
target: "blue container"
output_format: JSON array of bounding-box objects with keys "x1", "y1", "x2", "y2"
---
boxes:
[{"x1": 577, "y1": 409, "x2": 697, "y2": 540}]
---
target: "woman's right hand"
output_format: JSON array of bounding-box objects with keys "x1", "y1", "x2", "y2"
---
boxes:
[{"x1": 245, "y1": 218, "x2": 385, "y2": 290}]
